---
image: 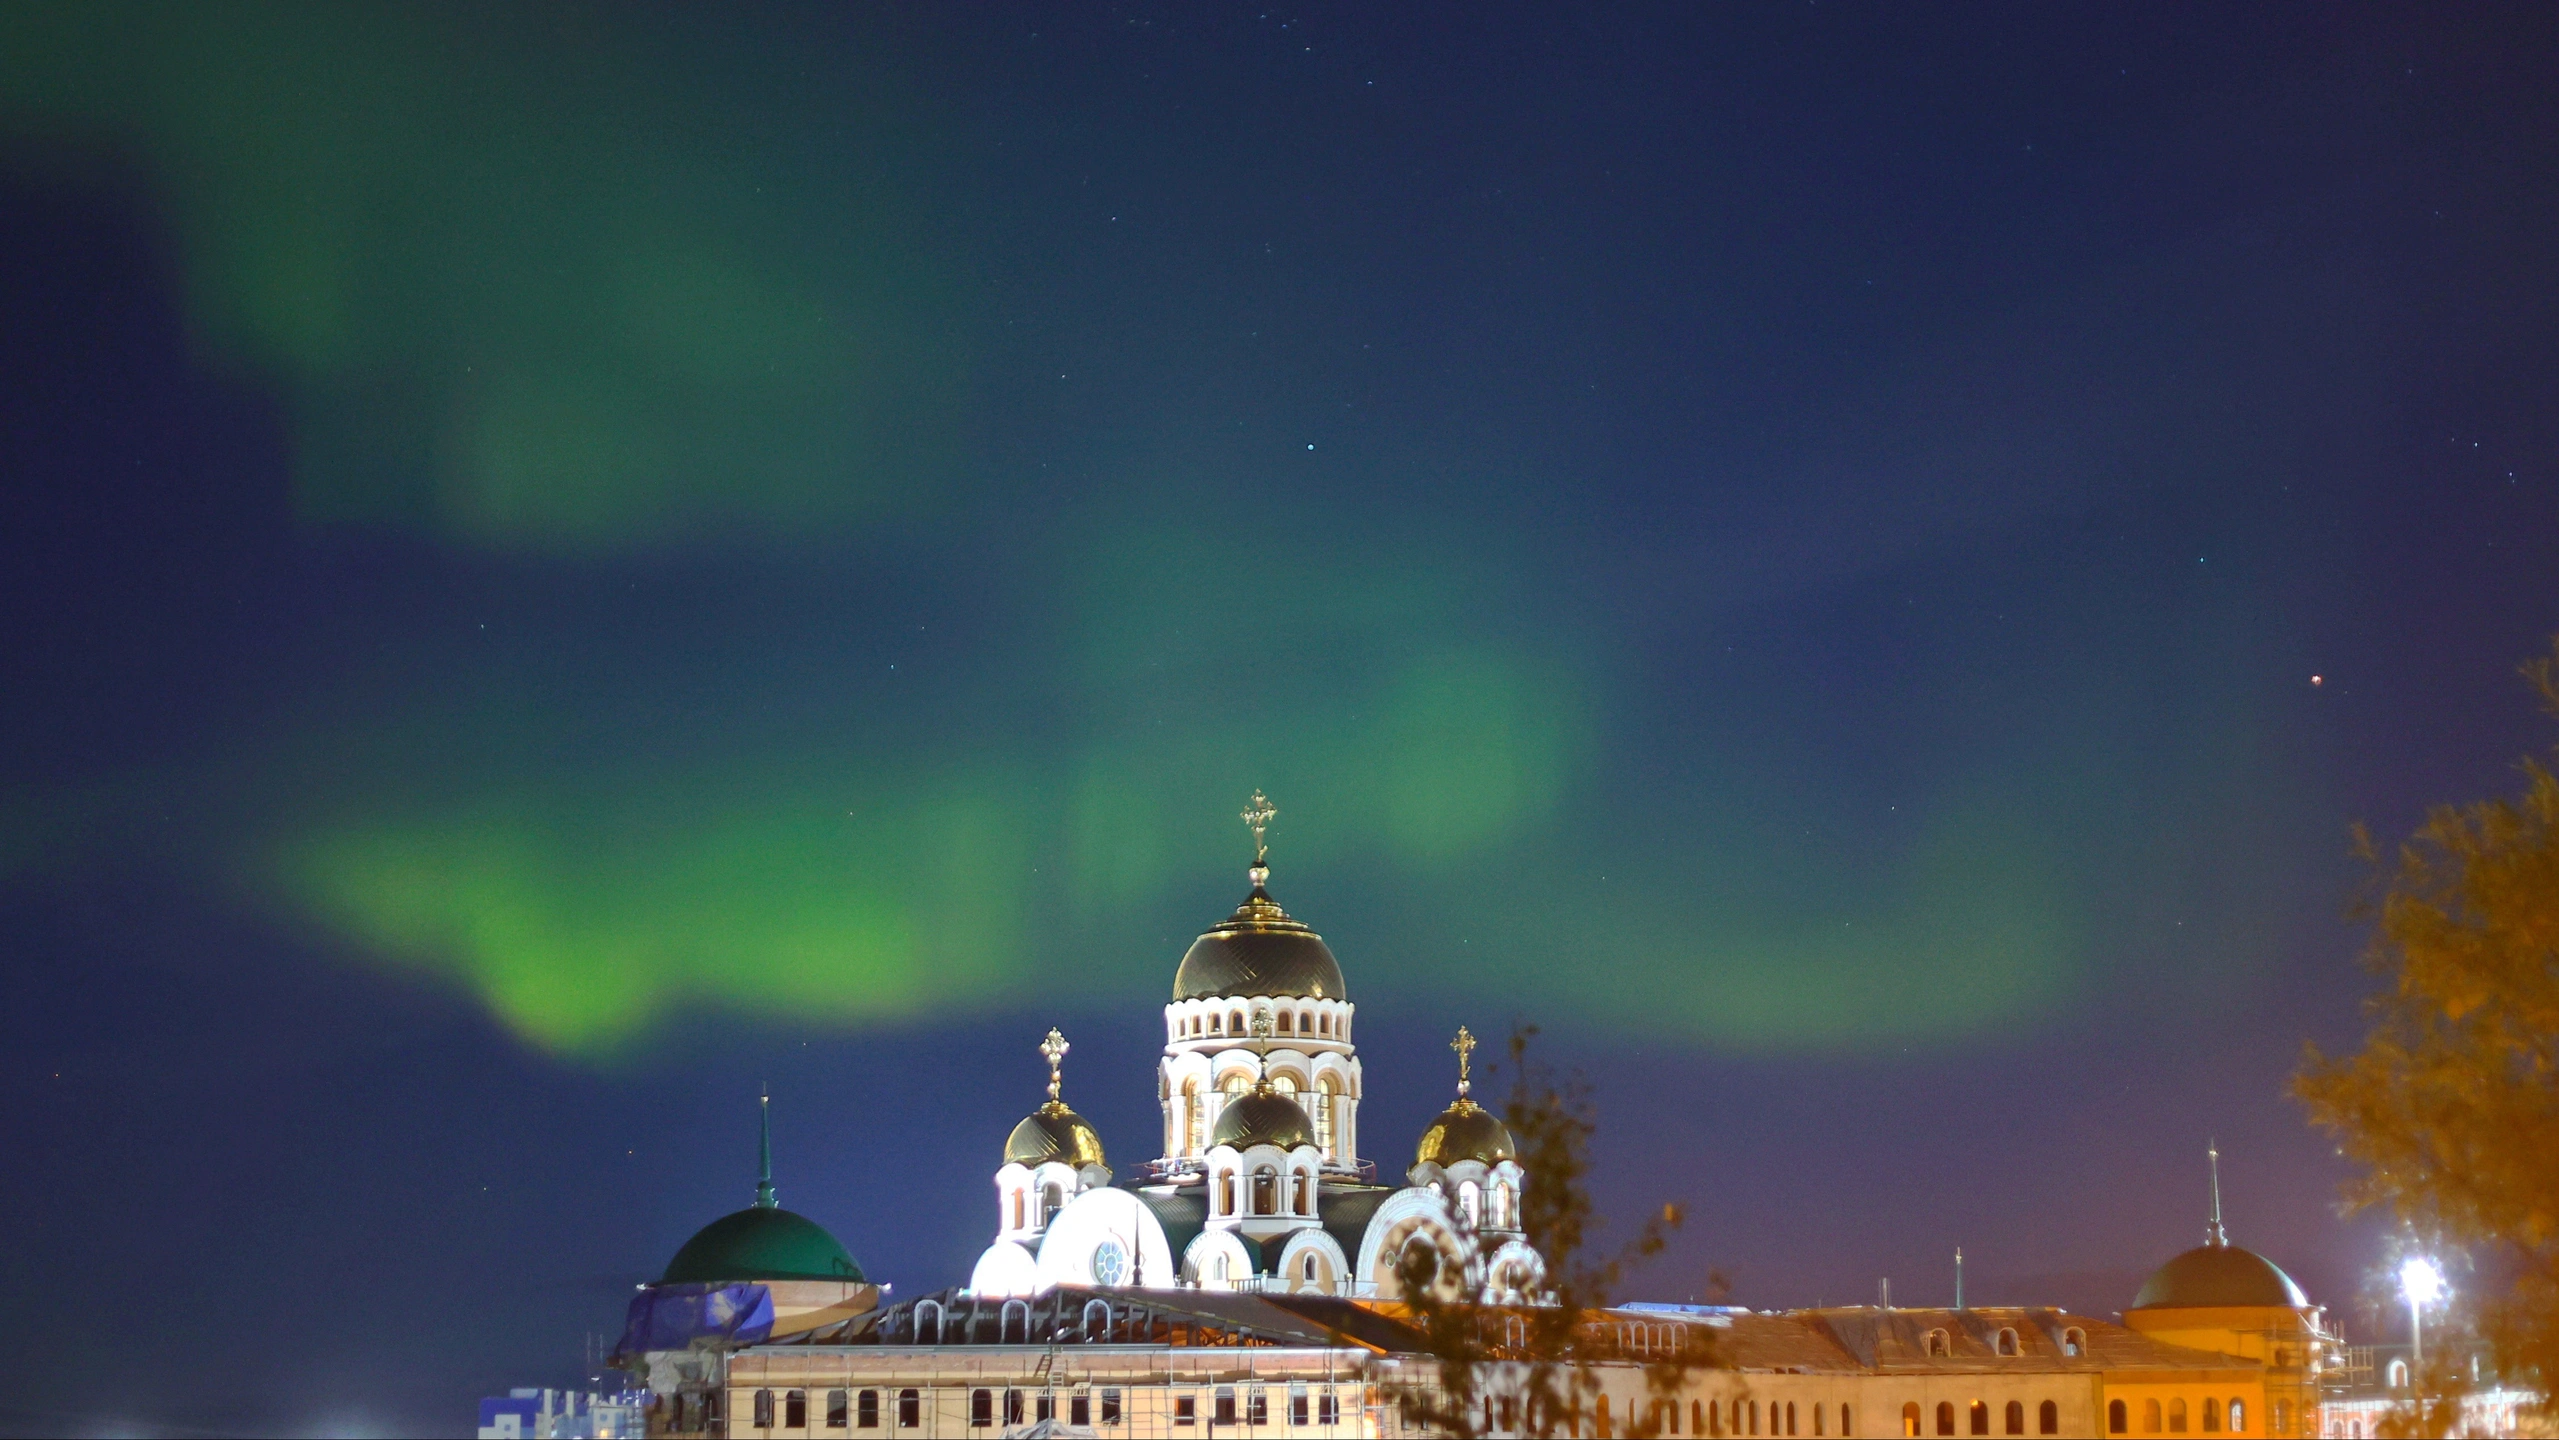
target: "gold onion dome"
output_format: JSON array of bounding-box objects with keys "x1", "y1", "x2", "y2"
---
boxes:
[
  {"x1": 1172, "y1": 876, "x2": 1347, "y2": 1001},
  {"x1": 1211, "y1": 1081, "x2": 1315, "y2": 1150},
  {"x1": 1416, "y1": 1098, "x2": 1516, "y2": 1168},
  {"x1": 1007, "y1": 1026, "x2": 1106, "y2": 1167},
  {"x1": 1005, "y1": 1101, "x2": 1108, "y2": 1169}
]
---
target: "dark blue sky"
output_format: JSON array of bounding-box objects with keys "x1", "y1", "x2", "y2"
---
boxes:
[{"x1": 4, "y1": 5, "x2": 2557, "y2": 1434}]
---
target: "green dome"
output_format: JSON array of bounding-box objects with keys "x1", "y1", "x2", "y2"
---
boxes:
[{"x1": 662, "y1": 1205, "x2": 866, "y2": 1284}]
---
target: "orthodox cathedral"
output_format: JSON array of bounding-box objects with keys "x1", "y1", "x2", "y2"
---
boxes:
[{"x1": 965, "y1": 793, "x2": 1541, "y2": 1303}]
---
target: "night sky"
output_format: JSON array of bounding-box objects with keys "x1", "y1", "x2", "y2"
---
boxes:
[{"x1": 6, "y1": 5, "x2": 2559, "y2": 1435}]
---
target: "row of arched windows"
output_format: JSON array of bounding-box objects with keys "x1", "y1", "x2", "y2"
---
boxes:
[
  {"x1": 1176, "y1": 1006, "x2": 1347, "y2": 1041},
  {"x1": 1898, "y1": 1399, "x2": 2063, "y2": 1436},
  {"x1": 1005, "y1": 1178, "x2": 1071, "y2": 1232},
  {"x1": 1206, "y1": 1161, "x2": 1319, "y2": 1218},
  {"x1": 1588, "y1": 1395, "x2": 1849, "y2": 1437},
  {"x1": 1175, "y1": 1072, "x2": 1344, "y2": 1158},
  {"x1": 2103, "y1": 1396, "x2": 2248, "y2": 1434},
  {"x1": 1450, "y1": 1177, "x2": 1518, "y2": 1230},
  {"x1": 745, "y1": 1387, "x2": 910, "y2": 1430}
]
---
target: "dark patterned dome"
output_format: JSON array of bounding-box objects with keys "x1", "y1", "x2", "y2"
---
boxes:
[
  {"x1": 1210, "y1": 1086, "x2": 1315, "y2": 1150},
  {"x1": 2131, "y1": 1244, "x2": 2308, "y2": 1309},
  {"x1": 1173, "y1": 879, "x2": 1347, "y2": 1001}
]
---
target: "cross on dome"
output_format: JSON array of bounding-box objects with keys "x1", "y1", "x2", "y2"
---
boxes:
[
  {"x1": 1451, "y1": 1025, "x2": 1476, "y2": 1099},
  {"x1": 1240, "y1": 790, "x2": 1278, "y2": 875},
  {"x1": 1040, "y1": 1027, "x2": 1070, "y2": 1102}
]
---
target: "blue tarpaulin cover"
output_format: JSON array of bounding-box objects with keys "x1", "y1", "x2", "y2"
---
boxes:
[{"x1": 615, "y1": 1283, "x2": 775, "y2": 1355}]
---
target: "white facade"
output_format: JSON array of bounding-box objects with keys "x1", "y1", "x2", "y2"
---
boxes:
[{"x1": 969, "y1": 855, "x2": 1537, "y2": 1303}]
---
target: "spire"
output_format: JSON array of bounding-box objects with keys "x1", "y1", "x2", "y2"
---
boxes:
[
  {"x1": 754, "y1": 1089, "x2": 777, "y2": 1209},
  {"x1": 1241, "y1": 790, "x2": 1278, "y2": 889},
  {"x1": 2205, "y1": 1139, "x2": 2226, "y2": 1247},
  {"x1": 1955, "y1": 1247, "x2": 1965, "y2": 1309}
]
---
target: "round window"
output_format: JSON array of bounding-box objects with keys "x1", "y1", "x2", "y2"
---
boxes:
[{"x1": 1091, "y1": 1240, "x2": 1128, "y2": 1286}]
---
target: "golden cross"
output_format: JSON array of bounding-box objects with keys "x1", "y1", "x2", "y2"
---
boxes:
[
  {"x1": 1251, "y1": 1009, "x2": 1275, "y2": 1042},
  {"x1": 1451, "y1": 1025, "x2": 1476, "y2": 1097},
  {"x1": 1040, "y1": 1027, "x2": 1070, "y2": 1102},
  {"x1": 1240, "y1": 790, "x2": 1278, "y2": 865}
]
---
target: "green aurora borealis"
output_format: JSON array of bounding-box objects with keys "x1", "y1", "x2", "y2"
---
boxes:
[{"x1": 3, "y1": 4, "x2": 2358, "y2": 1058}]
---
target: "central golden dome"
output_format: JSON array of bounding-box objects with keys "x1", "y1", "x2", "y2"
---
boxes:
[
  {"x1": 1172, "y1": 878, "x2": 1348, "y2": 1001},
  {"x1": 1005, "y1": 1101, "x2": 1108, "y2": 1168}
]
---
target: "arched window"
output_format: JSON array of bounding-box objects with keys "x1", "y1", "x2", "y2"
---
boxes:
[
  {"x1": 2063, "y1": 1327, "x2": 2087, "y2": 1357},
  {"x1": 2141, "y1": 1397, "x2": 2161, "y2": 1433},
  {"x1": 1997, "y1": 1327, "x2": 2020, "y2": 1356},
  {"x1": 1300, "y1": 1009, "x2": 1313, "y2": 1035},
  {"x1": 1211, "y1": 1252, "x2": 1230, "y2": 1282},
  {"x1": 1041, "y1": 1182, "x2": 1064, "y2": 1222},
  {"x1": 755, "y1": 1390, "x2": 775, "y2": 1428},
  {"x1": 1001, "y1": 1298, "x2": 1031, "y2": 1344},
  {"x1": 1295, "y1": 1171, "x2": 1311, "y2": 1213},
  {"x1": 1312, "y1": 1076, "x2": 1337, "y2": 1157},
  {"x1": 1083, "y1": 1299, "x2": 1113, "y2": 1339},
  {"x1": 1692, "y1": 1401, "x2": 1704, "y2": 1435},
  {"x1": 1936, "y1": 1399, "x2": 1956, "y2": 1436},
  {"x1": 2200, "y1": 1397, "x2": 2220, "y2": 1433},
  {"x1": 1968, "y1": 1399, "x2": 1989, "y2": 1435},
  {"x1": 1277, "y1": 1010, "x2": 1293, "y2": 1034},
  {"x1": 787, "y1": 1391, "x2": 808, "y2": 1429},
  {"x1": 1787, "y1": 1402, "x2": 1797, "y2": 1435},
  {"x1": 2003, "y1": 1400, "x2": 2023, "y2": 1434},
  {"x1": 1230, "y1": 1009, "x2": 1245, "y2": 1034},
  {"x1": 2166, "y1": 1398, "x2": 2186, "y2": 1433},
  {"x1": 970, "y1": 1389, "x2": 994, "y2": 1428},
  {"x1": 2039, "y1": 1400, "x2": 2059, "y2": 1436},
  {"x1": 1459, "y1": 1180, "x2": 1483, "y2": 1226},
  {"x1": 1926, "y1": 1328, "x2": 1952, "y2": 1357},
  {"x1": 1183, "y1": 1078, "x2": 1203, "y2": 1153},
  {"x1": 2386, "y1": 1359, "x2": 2409, "y2": 1389},
  {"x1": 2226, "y1": 1400, "x2": 2243, "y2": 1434},
  {"x1": 1840, "y1": 1406, "x2": 1851, "y2": 1439},
  {"x1": 1902, "y1": 1402, "x2": 1922, "y2": 1438},
  {"x1": 1209, "y1": 1012, "x2": 1223, "y2": 1035},
  {"x1": 2106, "y1": 1399, "x2": 2126, "y2": 1435},
  {"x1": 915, "y1": 1299, "x2": 945, "y2": 1344},
  {"x1": 1253, "y1": 1166, "x2": 1277, "y2": 1215}
]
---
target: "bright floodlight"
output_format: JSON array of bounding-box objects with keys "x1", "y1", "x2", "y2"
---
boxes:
[{"x1": 2400, "y1": 1257, "x2": 2445, "y2": 1306}]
